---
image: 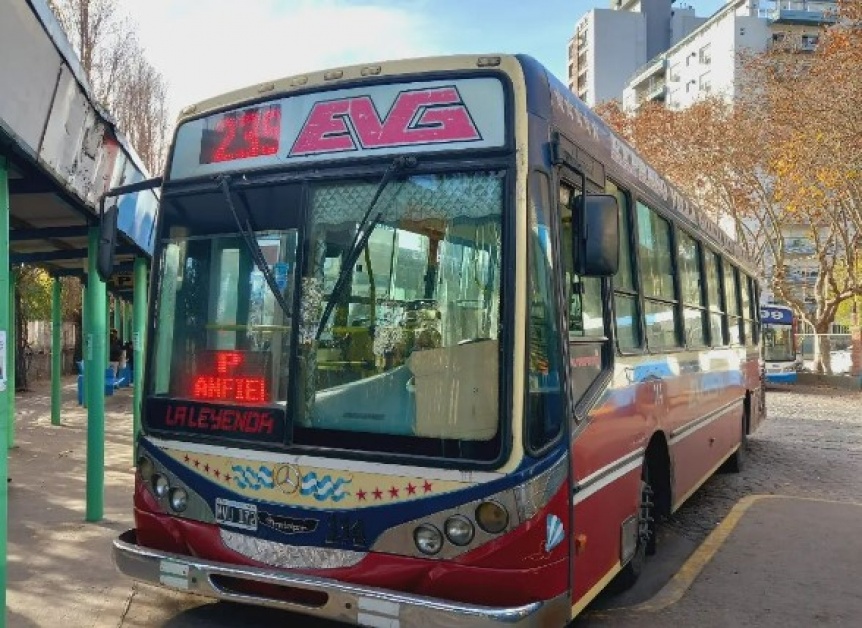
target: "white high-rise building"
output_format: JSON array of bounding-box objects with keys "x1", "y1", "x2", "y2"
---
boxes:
[
  {"x1": 567, "y1": 0, "x2": 708, "y2": 107},
  {"x1": 623, "y1": 0, "x2": 837, "y2": 111}
]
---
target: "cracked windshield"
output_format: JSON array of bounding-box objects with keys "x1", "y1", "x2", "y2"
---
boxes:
[{"x1": 296, "y1": 170, "x2": 505, "y2": 459}]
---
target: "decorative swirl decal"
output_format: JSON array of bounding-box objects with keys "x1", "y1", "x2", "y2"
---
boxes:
[
  {"x1": 300, "y1": 472, "x2": 352, "y2": 502},
  {"x1": 231, "y1": 465, "x2": 275, "y2": 491}
]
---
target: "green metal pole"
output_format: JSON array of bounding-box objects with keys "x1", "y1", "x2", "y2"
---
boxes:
[
  {"x1": 51, "y1": 277, "x2": 62, "y2": 425},
  {"x1": 105, "y1": 296, "x2": 110, "y2": 364},
  {"x1": 112, "y1": 296, "x2": 120, "y2": 337},
  {"x1": 119, "y1": 299, "x2": 126, "y2": 344},
  {"x1": 7, "y1": 271, "x2": 15, "y2": 448},
  {"x1": 81, "y1": 281, "x2": 87, "y2": 408},
  {"x1": 132, "y1": 257, "x2": 147, "y2": 460},
  {"x1": 86, "y1": 228, "x2": 107, "y2": 522},
  {"x1": 0, "y1": 156, "x2": 11, "y2": 620}
]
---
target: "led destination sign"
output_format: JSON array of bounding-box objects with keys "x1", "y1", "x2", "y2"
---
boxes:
[
  {"x1": 170, "y1": 77, "x2": 506, "y2": 179},
  {"x1": 146, "y1": 398, "x2": 287, "y2": 445}
]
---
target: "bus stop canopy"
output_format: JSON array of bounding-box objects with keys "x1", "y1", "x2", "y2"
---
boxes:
[{"x1": 1, "y1": 0, "x2": 158, "y2": 297}]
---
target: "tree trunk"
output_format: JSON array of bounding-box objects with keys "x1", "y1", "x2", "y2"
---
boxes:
[
  {"x1": 15, "y1": 286, "x2": 28, "y2": 391},
  {"x1": 813, "y1": 322, "x2": 833, "y2": 375}
]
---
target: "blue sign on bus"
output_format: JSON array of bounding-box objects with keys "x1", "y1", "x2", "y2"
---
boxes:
[{"x1": 761, "y1": 306, "x2": 793, "y2": 325}]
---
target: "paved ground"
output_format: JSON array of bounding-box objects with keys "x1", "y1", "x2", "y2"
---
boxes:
[{"x1": 5, "y1": 380, "x2": 862, "y2": 627}]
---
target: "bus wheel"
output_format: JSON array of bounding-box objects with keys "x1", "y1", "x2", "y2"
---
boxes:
[
  {"x1": 613, "y1": 462, "x2": 656, "y2": 591},
  {"x1": 721, "y1": 408, "x2": 748, "y2": 474}
]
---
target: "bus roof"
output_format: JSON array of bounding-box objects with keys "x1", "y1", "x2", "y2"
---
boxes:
[{"x1": 174, "y1": 54, "x2": 518, "y2": 124}]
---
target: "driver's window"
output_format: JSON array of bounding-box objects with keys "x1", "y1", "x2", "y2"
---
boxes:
[{"x1": 559, "y1": 181, "x2": 603, "y2": 338}]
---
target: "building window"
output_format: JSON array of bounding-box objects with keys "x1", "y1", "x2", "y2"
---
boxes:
[
  {"x1": 699, "y1": 72, "x2": 712, "y2": 93},
  {"x1": 801, "y1": 34, "x2": 819, "y2": 50},
  {"x1": 699, "y1": 43, "x2": 712, "y2": 65}
]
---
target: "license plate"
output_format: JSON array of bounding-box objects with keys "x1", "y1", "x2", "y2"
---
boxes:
[{"x1": 215, "y1": 498, "x2": 258, "y2": 531}]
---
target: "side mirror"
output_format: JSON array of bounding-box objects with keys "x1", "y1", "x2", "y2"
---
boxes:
[
  {"x1": 575, "y1": 194, "x2": 620, "y2": 277},
  {"x1": 96, "y1": 201, "x2": 119, "y2": 282}
]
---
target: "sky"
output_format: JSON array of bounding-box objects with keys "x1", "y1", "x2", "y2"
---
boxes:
[{"x1": 116, "y1": 0, "x2": 730, "y2": 122}]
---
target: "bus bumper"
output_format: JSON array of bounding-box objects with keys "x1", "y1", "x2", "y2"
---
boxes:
[
  {"x1": 765, "y1": 372, "x2": 797, "y2": 384},
  {"x1": 113, "y1": 530, "x2": 571, "y2": 627}
]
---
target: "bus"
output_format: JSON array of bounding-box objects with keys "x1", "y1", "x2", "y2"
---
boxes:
[
  {"x1": 761, "y1": 304, "x2": 798, "y2": 384},
  {"x1": 105, "y1": 54, "x2": 765, "y2": 626}
]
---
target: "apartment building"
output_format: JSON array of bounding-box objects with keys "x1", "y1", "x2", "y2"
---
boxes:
[
  {"x1": 622, "y1": 0, "x2": 837, "y2": 111},
  {"x1": 567, "y1": 0, "x2": 707, "y2": 107}
]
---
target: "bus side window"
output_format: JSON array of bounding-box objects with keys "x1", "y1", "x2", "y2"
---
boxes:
[
  {"x1": 606, "y1": 180, "x2": 640, "y2": 351},
  {"x1": 636, "y1": 201, "x2": 681, "y2": 350}
]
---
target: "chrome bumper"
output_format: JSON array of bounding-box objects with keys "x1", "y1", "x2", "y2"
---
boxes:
[{"x1": 113, "y1": 530, "x2": 570, "y2": 627}]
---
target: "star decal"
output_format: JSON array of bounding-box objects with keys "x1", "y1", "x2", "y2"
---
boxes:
[
  {"x1": 184, "y1": 454, "x2": 190, "y2": 463},
  {"x1": 372, "y1": 487, "x2": 383, "y2": 500},
  {"x1": 204, "y1": 463, "x2": 210, "y2": 473},
  {"x1": 406, "y1": 483, "x2": 417, "y2": 495},
  {"x1": 224, "y1": 473, "x2": 232, "y2": 483},
  {"x1": 357, "y1": 489, "x2": 367, "y2": 501},
  {"x1": 193, "y1": 459, "x2": 200, "y2": 468},
  {"x1": 214, "y1": 469, "x2": 221, "y2": 479},
  {"x1": 389, "y1": 486, "x2": 400, "y2": 499},
  {"x1": 423, "y1": 480, "x2": 433, "y2": 493}
]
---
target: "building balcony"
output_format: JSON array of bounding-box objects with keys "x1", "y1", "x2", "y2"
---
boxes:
[
  {"x1": 643, "y1": 78, "x2": 667, "y2": 101},
  {"x1": 628, "y1": 56, "x2": 668, "y2": 91},
  {"x1": 759, "y1": 1, "x2": 838, "y2": 25}
]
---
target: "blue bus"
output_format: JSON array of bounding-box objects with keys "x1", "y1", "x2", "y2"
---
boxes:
[{"x1": 761, "y1": 304, "x2": 798, "y2": 384}]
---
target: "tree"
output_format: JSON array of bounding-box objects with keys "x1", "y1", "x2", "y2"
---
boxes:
[
  {"x1": 595, "y1": 1, "x2": 862, "y2": 374},
  {"x1": 49, "y1": 0, "x2": 170, "y2": 174}
]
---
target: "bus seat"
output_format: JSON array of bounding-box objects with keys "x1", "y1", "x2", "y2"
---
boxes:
[{"x1": 407, "y1": 339, "x2": 498, "y2": 440}]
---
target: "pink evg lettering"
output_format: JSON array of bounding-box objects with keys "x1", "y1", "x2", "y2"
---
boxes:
[
  {"x1": 290, "y1": 100, "x2": 356, "y2": 155},
  {"x1": 289, "y1": 86, "x2": 480, "y2": 156}
]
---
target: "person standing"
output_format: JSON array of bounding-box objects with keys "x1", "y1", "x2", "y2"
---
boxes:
[{"x1": 109, "y1": 329, "x2": 123, "y2": 376}]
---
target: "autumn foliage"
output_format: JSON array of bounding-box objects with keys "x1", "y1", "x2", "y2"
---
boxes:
[{"x1": 596, "y1": 0, "x2": 862, "y2": 373}]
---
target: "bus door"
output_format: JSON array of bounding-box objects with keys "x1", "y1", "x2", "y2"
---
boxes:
[{"x1": 554, "y1": 159, "x2": 622, "y2": 608}]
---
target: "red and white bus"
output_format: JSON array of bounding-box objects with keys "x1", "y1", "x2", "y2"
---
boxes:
[{"x1": 108, "y1": 54, "x2": 765, "y2": 626}]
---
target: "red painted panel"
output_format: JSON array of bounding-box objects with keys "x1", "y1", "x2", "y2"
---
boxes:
[
  {"x1": 570, "y1": 464, "x2": 640, "y2": 604},
  {"x1": 670, "y1": 404, "x2": 743, "y2": 505},
  {"x1": 132, "y1": 476, "x2": 569, "y2": 607}
]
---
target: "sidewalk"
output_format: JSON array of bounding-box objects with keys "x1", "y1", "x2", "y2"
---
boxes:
[
  {"x1": 6, "y1": 376, "x2": 137, "y2": 628},
  {"x1": 580, "y1": 495, "x2": 862, "y2": 627}
]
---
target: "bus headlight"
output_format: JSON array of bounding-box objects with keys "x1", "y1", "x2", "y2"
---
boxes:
[
  {"x1": 137, "y1": 455, "x2": 154, "y2": 482},
  {"x1": 413, "y1": 524, "x2": 443, "y2": 555},
  {"x1": 151, "y1": 473, "x2": 170, "y2": 498},
  {"x1": 169, "y1": 488, "x2": 189, "y2": 512},
  {"x1": 475, "y1": 500, "x2": 509, "y2": 534},
  {"x1": 444, "y1": 515, "x2": 475, "y2": 546}
]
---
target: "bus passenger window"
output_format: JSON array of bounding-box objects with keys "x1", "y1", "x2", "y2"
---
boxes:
[
  {"x1": 637, "y1": 202, "x2": 681, "y2": 350},
  {"x1": 678, "y1": 231, "x2": 708, "y2": 348},
  {"x1": 704, "y1": 249, "x2": 726, "y2": 345},
  {"x1": 724, "y1": 262, "x2": 743, "y2": 345},
  {"x1": 606, "y1": 180, "x2": 640, "y2": 351}
]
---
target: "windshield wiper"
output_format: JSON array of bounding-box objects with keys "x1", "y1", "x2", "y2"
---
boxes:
[
  {"x1": 314, "y1": 155, "x2": 417, "y2": 340},
  {"x1": 217, "y1": 176, "x2": 293, "y2": 321}
]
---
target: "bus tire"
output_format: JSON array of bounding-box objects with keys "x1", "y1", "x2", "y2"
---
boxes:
[
  {"x1": 721, "y1": 406, "x2": 748, "y2": 474},
  {"x1": 612, "y1": 460, "x2": 656, "y2": 591}
]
